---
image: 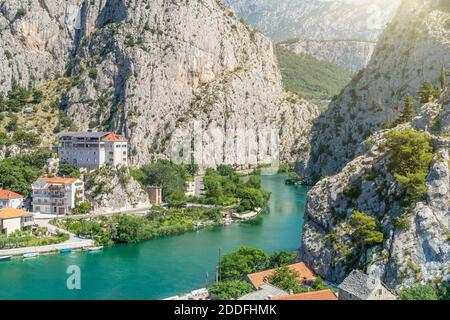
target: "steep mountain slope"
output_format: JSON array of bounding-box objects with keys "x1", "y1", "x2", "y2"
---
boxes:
[
  {"x1": 0, "y1": 0, "x2": 319, "y2": 169},
  {"x1": 0, "y1": 0, "x2": 83, "y2": 93},
  {"x1": 224, "y1": 0, "x2": 401, "y2": 42},
  {"x1": 278, "y1": 39, "x2": 376, "y2": 72},
  {"x1": 300, "y1": 0, "x2": 450, "y2": 183},
  {"x1": 300, "y1": 0, "x2": 450, "y2": 290},
  {"x1": 275, "y1": 46, "x2": 354, "y2": 103},
  {"x1": 301, "y1": 90, "x2": 449, "y2": 288},
  {"x1": 64, "y1": 0, "x2": 318, "y2": 168}
]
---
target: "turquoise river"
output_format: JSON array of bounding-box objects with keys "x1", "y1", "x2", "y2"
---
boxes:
[{"x1": 0, "y1": 174, "x2": 308, "y2": 300}]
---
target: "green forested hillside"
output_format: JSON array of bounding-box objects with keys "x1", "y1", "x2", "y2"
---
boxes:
[{"x1": 275, "y1": 46, "x2": 354, "y2": 104}]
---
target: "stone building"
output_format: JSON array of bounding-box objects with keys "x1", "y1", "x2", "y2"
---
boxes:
[{"x1": 338, "y1": 270, "x2": 397, "y2": 300}]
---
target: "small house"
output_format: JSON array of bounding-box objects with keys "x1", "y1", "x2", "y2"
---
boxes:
[
  {"x1": 338, "y1": 270, "x2": 397, "y2": 300},
  {"x1": 0, "y1": 208, "x2": 34, "y2": 235},
  {"x1": 0, "y1": 189, "x2": 24, "y2": 209},
  {"x1": 246, "y1": 262, "x2": 316, "y2": 289}
]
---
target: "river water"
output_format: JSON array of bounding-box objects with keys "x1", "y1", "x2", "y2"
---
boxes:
[{"x1": 0, "y1": 174, "x2": 308, "y2": 300}]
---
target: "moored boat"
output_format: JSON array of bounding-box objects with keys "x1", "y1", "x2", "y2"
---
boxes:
[
  {"x1": 59, "y1": 248, "x2": 72, "y2": 254},
  {"x1": 23, "y1": 252, "x2": 39, "y2": 258},
  {"x1": 87, "y1": 246, "x2": 104, "y2": 253},
  {"x1": 0, "y1": 256, "x2": 12, "y2": 261}
]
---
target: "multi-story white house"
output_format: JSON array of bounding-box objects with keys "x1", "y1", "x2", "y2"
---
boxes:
[
  {"x1": 31, "y1": 178, "x2": 85, "y2": 215},
  {"x1": 58, "y1": 131, "x2": 128, "y2": 170},
  {"x1": 0, "y1": 189, "x2": 24, "y2": 209}
]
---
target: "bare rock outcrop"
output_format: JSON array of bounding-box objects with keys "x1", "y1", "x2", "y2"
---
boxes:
[{"x1": 301, "y1": 90, "x2": 450, "y2": 289}]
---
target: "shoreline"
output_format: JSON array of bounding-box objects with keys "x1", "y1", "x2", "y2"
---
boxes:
[{"x1": 0, "y1": 239, "x2": 95, "y2": 258}]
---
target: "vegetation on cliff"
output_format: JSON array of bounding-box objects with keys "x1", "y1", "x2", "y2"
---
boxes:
[{"x1": 275, "y1": 46, "x2": 354, "y2": 103}]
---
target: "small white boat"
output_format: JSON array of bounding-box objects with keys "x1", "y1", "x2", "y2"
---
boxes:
[
  {"x1": 0, "y1": 256, "x2": 12, "y2": 262},
  {"x1": 23, "y1": 252, "x2": 39, "y2": 258},
  {"x1": 87, "y1": 246, "x2": 104, "y2": 253}
]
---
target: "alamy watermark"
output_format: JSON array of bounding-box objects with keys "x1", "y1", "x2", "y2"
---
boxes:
[
  {"x1": 170, "y1": 121, "x2": 281, "y2": 175},
  {"x1": 66, "y1": 265, "x2": 81, "y2": 290}
]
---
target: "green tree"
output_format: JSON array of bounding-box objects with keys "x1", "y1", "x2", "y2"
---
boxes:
[
  {"x1": 269, "y1": 251, "x2": 297, "y2": 268},
  {"x1": 185, "y1": 163, "x2": 199, "y2": 176},
  {"x1": 12, "y1": 130, "x2": 41, "y2": 150},
  {"x1": 399, "y1": 284, "x2": 439, "y2": 300},
  {"x1": 0, "y1": 148, "x2": 53, "y2": 196},
  {"x1": 237, "y1": 187, "x2": 269, "y2": 212},
  {"x1": 267, "y1": 266, "x2": 301, "y2": 293},
  {"x1": 216, "y1": 164, "x2": 236, "y2": 177},
  {"x1": 440, "y1": 65, "x2": 447, "y2": 90},
  {"x1": 209, "y1": 280, "x2": 254, "y2": 300},
  {"x1": 394, "y1": 96, "x2": 416, "y2": 125},
  {"x1": 58, "y1": 164, "x2": 81, "y2": 178},
  {"x1": 385, "y1": 129, "x2": 433, "y2": 201},
  {"x1": 72, "y1": 202, "x2": 90, "y2": 215},
  {"x1": 220, "y1": 246, "x2": 270, "y2": 281},
  {"x1": 394, "y1": 216, "x2": 411, "y2": 231},
  {"x1": 418, "y1": 81, "x2": 439, "y2": 103},
  {"x1": 111, "y1": 215, "x2": 145, "y2": 243},
  {"x1": 0, "y1": 132, "x2": 10, "y2": 147},
  {"x1": 246, "y1": 175, "x2": 262, "y2": 189},
  {"x1": 349, "y1": 211, "x2": 384, "y2": 246},
  {"x1": 134, "y1": 160, "x2": 188, "y2": 200},
  {"x1": 5, "y1": 115, "x2": 18, "y2": 132},
  {"x1": 167, "y1": 190, "x2": 187, "y2": 208}
]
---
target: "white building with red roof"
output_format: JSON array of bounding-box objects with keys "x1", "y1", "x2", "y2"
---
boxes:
[
  {"x1": 0, "y1": 189, "x2": 24, "y2": 209},
  {"x1": 31, "y1": 178, "x2": 84, "y2": 215},
  {"x1": 58, "y1": 130, "x2": 128, "y2": 170}
]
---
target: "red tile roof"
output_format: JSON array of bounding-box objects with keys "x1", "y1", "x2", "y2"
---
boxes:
[
  {"x1": 0, "y1": 208, "x2": 33, "y2": 219},
  {"x1": 0, "y1": 189, "x2": 23, "y2": 199},
  {"x1": 37, "y1": 178, "x2": 79, "y2": 185},
  {"x1": 101, "y1": 133, "x2": 128, "y2": 142},
  {"x1": 271, "y1": 289, "x2": 337, "y2": 301},
  {"x1": 247, "y1": 262, "x2": 316, "y2": 289}
]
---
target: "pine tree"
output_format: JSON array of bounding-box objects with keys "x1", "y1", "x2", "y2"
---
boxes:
[
  {"x1": 440, "y1": 65, "x2": 447, "y2": 91},
  {"x1": 394, "y1": 96, "x2": 416, "y2": 126},
  {"x1": 418, "y1": 81, "x2": 439, "y2": 103}
]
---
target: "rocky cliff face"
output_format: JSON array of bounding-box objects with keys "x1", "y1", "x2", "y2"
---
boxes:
[
  {"x1": 300, "y1": 0, "x2": 450, "y2": 289},
  {"x1": 62, "y1": 0, "x2": 318, "y2": 168},
  {"x1": 0, "y1": 0, "x2": 82, "y2": 93},
  {"x1": 85, "y1": 166, "x2": 150, "y2": 214},
  {"x1": 278, "y1": 39, "x2": 376, "y2": 72},
  {"x1": 224, "y1": 0, "x2": 401, "y2": 42},
  {"x1": 0, "y1": 0, "x2": 319, "y2": 169},
  {"x1": 301, "y1": 91, "x2": 450, "y2": 288},
  {"x1": 300, "y1": 0, "x2": 450, "y2": 183}
]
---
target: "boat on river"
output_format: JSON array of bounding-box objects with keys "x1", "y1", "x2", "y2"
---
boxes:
[
  {"x1": 23, "y1": 252, "x2": 39, "y2": 258},
  {"x1": 59, "y1": 248, "x2": 72, "y2": 254},
  {"x1": 87, "y1": 246, "x2": 104, "y2": 253},
  {"x1": 0, "y1": 255, "x2": 12, "y2": 262}
]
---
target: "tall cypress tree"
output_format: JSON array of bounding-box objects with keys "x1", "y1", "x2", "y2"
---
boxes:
[{"x1": 440, "y1": 65, "x2": 447, "y2": 91}]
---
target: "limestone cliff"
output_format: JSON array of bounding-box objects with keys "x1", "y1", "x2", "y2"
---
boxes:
[
  {"x1": 225, "y1": 0, "x2": 401, "y2": 42},
  {"x1": 301, "y1": 90, "x2": 450, "y2": 288},
  {"x1": 84, "y1": 166, "x2": 150, "y2": 214},
  {"x1": 278, "y1": 39, "x2": 376, "y2": 72},
  {"x1": 300, "y1": 0, "x2": 450, "y2": 183},
  {"x1": 0, "y1": 0, "x2": 319, "y2": 169},
  {"x1": 0, "y1": 0, "x2": 83, "y2": 93},
  {"x1": 63, "y1": 0, "x2": 318, "y2": 168}
]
